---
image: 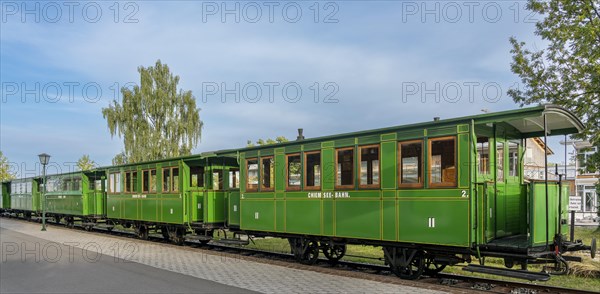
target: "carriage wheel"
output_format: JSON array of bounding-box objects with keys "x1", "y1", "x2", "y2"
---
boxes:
[
  {"x1": 384, "y1": 248, "x2": 425, "y2": 280},
  {"x1": 322, "y1": 244, "x2": 346, "y2": 262},
  {"x1": 300, "y1": 240, "x2": 319, "y2": 265},
  {"x1": 424, "y1": 257, "x2": 446, "y2": 275},
  {"x1": 136, "y1": 224, "x2": 149, "y2": 240}
]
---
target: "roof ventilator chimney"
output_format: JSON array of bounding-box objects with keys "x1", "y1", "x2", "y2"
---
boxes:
[{"x1": 297, "y1": 128, "x2": 305, "y2": 141}]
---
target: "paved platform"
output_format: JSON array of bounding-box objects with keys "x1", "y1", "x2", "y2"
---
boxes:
[{"x1": 0, "y1": 218, "x2": 446, "y2": 294}]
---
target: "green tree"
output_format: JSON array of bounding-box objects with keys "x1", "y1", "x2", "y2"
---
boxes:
[
  {"x1": 247, "y1": 136, "x2": 289, "y2": 147},
  {"x1": 0, "y1": 151, "x2": 16, "y2": 181},
  {"x1": 76, "y1": 154, "x2": 96, "y2": 171},
  {"x1": 508, "y1": 0, "x2": 600, "y2": 174},
  {"x1": 102, "y1": 60, "x2": 203, "y2": 164}
]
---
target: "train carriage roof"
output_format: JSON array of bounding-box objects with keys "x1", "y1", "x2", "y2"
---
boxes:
[{"x1": 232, "y1": 104, "x2": 584, "y2": 152}]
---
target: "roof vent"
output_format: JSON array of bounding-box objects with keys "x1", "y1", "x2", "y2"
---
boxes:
[
  {"x1": 433, "y1": 117, "x2": 440, "y2": 121},
  {"x1": 297, "y1": 128, "x2": 305, "y2": 140}
]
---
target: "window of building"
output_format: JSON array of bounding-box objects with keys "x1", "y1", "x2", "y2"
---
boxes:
[
  {"x1": 336, "y1": 148, "x2": 354, "y2": 189},
  {"x1": 229, "y1": 168, "x2": 240, "y2": 189},
  {"x1": 477, "y1": 137, "x2": 490, "y2": 175},
  {"x1": 429, "y1": 137, "x2": 456, "y2": 187},
  {"x1": 190, "y1": 166, "x2": 204, "y2": 187},
  {"x1": 246, "y1": 159, "x2": 258, "y2": 191},
  {"x1": 497, "y1": 141, "x2": 504, "y2": 181},
  {"x1": 213, "y1": 170, "x2": 223, "y2": 190},
  {"x1": 359, "y1": 145, "x2": 380, "y2": 188},
  {"x1": 399, "y1": 140, "x2": 423, "y2": 187},
  {"x1": 305, "y1": 151, "x2": 321, "y2": 190},
  {"x1": 261, "y1": 157, "x2": 274, "y2": 191},
  {"x1": 508, "y1": 141, "x2": 519, "y2": 177},
  {"x1": 287, "y1": 154, "x2": 301, "y2": 190}
]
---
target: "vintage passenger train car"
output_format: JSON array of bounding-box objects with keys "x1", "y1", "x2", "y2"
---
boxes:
[{"x1": 1, "y1": 105, "x2": 596, "y2": 281}]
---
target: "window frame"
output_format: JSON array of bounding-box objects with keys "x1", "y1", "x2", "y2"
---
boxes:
[
  {"x1": 109, "y1": 172, "x2": 122, "y2": 194},
  {"x1": 261, "y1": 156, "x2": 275, "y2": 192},
  {"x1": 190, "y1": 166, "x2": 205, "y2": 188},
  {"x1": 428, "y1": 136, "x2": 457, "y2": 188},
  {"x1": 286, "y1": 153, "x2": 302, "y2": 191},
  {"x1": 335, "y1": 147, "x2": 355, "y2": 190},
  {"x1": 124, "y1": 171, "x2": 137, "y2": 193},
  {"x1": 229, "y1": 168, "x2": 240, "y2": 189},
  {"x1": 142, "y1": 169, "x2": 157, "y2": 193},
  {"x1": 304, "y1": 151, "x2": 322, "y2": 191},
  {"x1": 358, "y1": 144, "x2": 381, "y2": 189},
  {"x1": 246, "y1": 158, "x2": 259, "y2": 192},
  {"x1": 397, "y1": 139, "x2": 424, "y2": 188},
  {"x1": 161, "y1": 166, "x2": 179, "y2": 193}
]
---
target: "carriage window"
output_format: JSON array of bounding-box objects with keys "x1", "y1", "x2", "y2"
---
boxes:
[
  {"x1": 360, "y1": 145, "x2": 380, "y2": 188},
  {"x1": 142, "y1": 170, "x2": 149, "y2": 193},
  {"x1": 125, "y1": 172, "x2": 132, "y2": 192},
  {"x1": 305, "y1": 152, "x2": 321, "y2": 189},
  {"x1": 287, "y1": 154, "x2": 301, "y2": 190},
  {"x1": 508, "y1": 141, "x2": 519, "y2": 177},
  {"x1": 94, "y1": 180, "x2": 102, "y2": 191},
  {"x1": 143, "y1": 169, "x2": 156, "y2": 193},
  {"x1": 213, "y1": 170, "x2": 224, "y2": 190},
  {"x1": 150, "y1": 170, "x2": 157, "y2": 192},
  {"x1": 477, "y1": 137, "x2": 490, "y2": 175},
  {"x1": 163, "y1": 168, "x2": 171, "y2": 192},
  {"x1": 116, "y1": 172, "x2": 122, "y2": 193},
  {"x1": 229, "y1": 168, "x2": 240, "y2": 189},
  {"x1": 336, "y1": 148, "x2": 354, "y2": 188},
  {"x1": 429, "y1": 137, "x2": 456, "y2": 187},
  {"x1": 261, "y1": 157, "x2": 274, "y2": 191},
  {"x1": 399, "y1": 140, "x2": 423, "y2": 187},
  {"x1": 246, "y1": 159, "x2": 258, "y2": 191},
  {"x1": 190, "y1": 166, "x2": 204, "y2": 187},
  {"x1": 162, "y1": 167, "x2": 179, "y2": 193},
  {"x1": 72, "y1": 177, "x2": 81, "y2": 191},
  {"x1": 497, "y1": 141, "x2": 504, "y2": 181},
  {"x1": 172, "y1": 168, "x2": 179, "y2": 192}
]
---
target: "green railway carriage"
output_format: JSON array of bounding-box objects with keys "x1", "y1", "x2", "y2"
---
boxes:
[
  {"x1": 44, "y1": 171, "x2": 106, "y2": 226},
  {"x1": 229, "y1": 105, "x2": 593, "y2": 279},
  {"x1": 1, "y1": 105, "x2": 594, "y2": 281},
  {"x1": 1, "y1": 181, "x2": 10, "y2": 211},
  {"x1": 8, "y1": 177, "x2": 41, "y2": 218},
  {"x1": 103, "y1": 153, "x2": 239, "y2": 243}
]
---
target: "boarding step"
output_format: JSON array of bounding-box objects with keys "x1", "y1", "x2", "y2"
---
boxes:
[
  {"x1": 186, "y1": 234, "x2": 212, "y2": 241},
  {"x1": 462, "y1": 265, "x2": 550, "y2": 281},
  {"x1": 214, "y1": 238, "x2": 250, "y2": 246}
]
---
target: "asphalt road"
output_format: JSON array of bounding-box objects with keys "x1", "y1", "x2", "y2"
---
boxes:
[{"x1": 0, "y1": 228, "x2": 259, "y2": 294}]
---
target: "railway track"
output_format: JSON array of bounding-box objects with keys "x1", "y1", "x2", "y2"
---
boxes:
[{"x1": 3, "y1": 215, "x2": 597, "y2": 294}]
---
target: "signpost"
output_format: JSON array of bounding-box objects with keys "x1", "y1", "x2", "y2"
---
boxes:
[{"x1": 568, "y1": 197, "x2": 581, "y2": 211}]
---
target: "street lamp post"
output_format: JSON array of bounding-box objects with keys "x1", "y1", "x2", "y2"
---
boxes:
[{"x1": 38, "y1": 153, "x2": 50, "y2": 231}]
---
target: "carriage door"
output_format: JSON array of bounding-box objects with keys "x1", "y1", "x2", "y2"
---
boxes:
[
  {"x1": 476, "y1": 136, "x2": 495, "y2": 241},
  {"x1": 495, "y1": 138, "x2": 506, "y2": 238},
  {"x1": 189, "y1": 166, "x2": 205, "y2": 222}
]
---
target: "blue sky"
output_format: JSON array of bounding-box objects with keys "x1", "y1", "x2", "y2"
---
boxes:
[{"x1": 1, "y1": 1, "x2": 572, "y2": 176}]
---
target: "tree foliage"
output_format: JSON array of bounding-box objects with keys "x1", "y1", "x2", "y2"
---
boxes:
[
  {"x1": 102, "y1": 60, "x2": 203, "y2": 164},
  {"x1": 76, "y1": 154, "x2": 96, "y2": 171},
  {"x1": 508, "y1": 0, "x2": 600, "y2": 175},
  {"x1": 0, "y1": 151, "x2": 16, "y2": 181},
  {"x1": 246, "y1": 136, "x2": 289, "y2": 147}
]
